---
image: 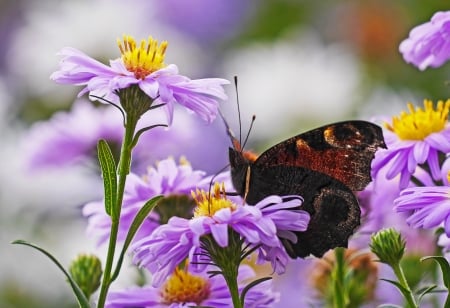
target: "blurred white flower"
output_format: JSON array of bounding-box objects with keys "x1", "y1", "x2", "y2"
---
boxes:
[
  {"x1": 357, "y1": 86, "x2": 422, "y2": 120},
  {"x1": 7, "y1": 0, "x2": 203, "y2": 104},
  {"x1": 222, "y1": 30, "x2": 362, "y2": 139}
]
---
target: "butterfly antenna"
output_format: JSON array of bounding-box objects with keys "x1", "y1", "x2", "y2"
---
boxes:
[{"x1": 242, "y1": 115, "x2": 256, "y2": 150}]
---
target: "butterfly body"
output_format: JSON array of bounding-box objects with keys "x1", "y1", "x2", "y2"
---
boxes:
[{"x1": 228, "y1": 120, "x2": 386, "y2": 258}]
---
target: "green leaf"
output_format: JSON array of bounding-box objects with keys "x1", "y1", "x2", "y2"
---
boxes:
[
  {"x1": 380, "y1": 278, "x2": 411, "y2": 298},
  {"x1": 240, "y1": 277, "x2": 272, "y2": 304},
  {"x1": 97, "y1": 140, "x2": 117, "y2": 218},
  {"x1": 417, "y1": 285, "x2": 437, "y2": 302},
  {"x1": 12, "y1": 240, "x2": 91, "y2": 308},
  {"x1": 111, "y1": 195, "x2": 163, "y2": 281},
  {"x1": 421, "y1": 256, "x2": 450, "y2": 289}
]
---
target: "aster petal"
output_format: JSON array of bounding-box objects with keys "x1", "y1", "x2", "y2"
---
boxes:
[
  {"x1": 445, "y1": 216, "x2": 450, "y2": 237},
  {"x1": 422, "y1": 201, "x2": 450, "y2": 229},
  {"x1": 427, "y1": 148, "x2": 443, "y2": 181},
  {"x1": 51, "y1": 47, "x2": 116, "y2": 84},
  {"x1": 413, "y1": 141, "x2": 429, "y2": 165},
  {"x1": 139, "y1": 78, "x2": 160, "y2": 98},
  {"x1": 426, "y1": 130, "x2": 450, "y2": 151},
  {"x1": 210, "y1": 223, "x2": 229, "y2": 247},
  {"x1": 106, "y1": 287, "x2": 160, "y2": 307},
  {"x1": 386, "y1": 149, "x2": 409, "y2": 180}
]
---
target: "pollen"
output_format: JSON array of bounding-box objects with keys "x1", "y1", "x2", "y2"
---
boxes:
[
  {"x1": 117, "y1": 35, "x2": 168, "y2": 80},
  {"x1": 192, "y1": 183, "x2": 236, "y2": 217},
  {"x1": 385, "y1": 100, "x2": 450, "y2": 140},
  {"x1": 160, "y1": 268, "x2": 210, "y2": 305}
]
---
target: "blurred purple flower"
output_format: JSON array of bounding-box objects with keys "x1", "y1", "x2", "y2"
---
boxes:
[
  {"x1": 394, "y1": 185, "x2": 450, "y2": 236},
  {"x1": 399, "y1": 11, "x2": 450, "y2": 70},
  {"x1": 132, "y1": 186, "x2": 309, "y2": 287},
  {"x1": 155, "y1": 0, "x2": 251, "y2": 44},
  {"x1": 355, "y1": 167, "x2": 437, "y2": 255},
  {"x1": 105, "y1": 264, "x2": 278, "y2": 307},
  {"x1": 24, "y1": 99, "x2": 229, "y2": 174},
  {"x1": 83, "y1": 157, "x2": 230, "y2": 245},
  {"x1": 50, "y1": 35, "x2": 229, "y2": 124},
  {"x1": 25, "y1": 100, "x2": 122, "y2": 169},
  {"x1": 372, "y1": 100, "x2": 450, "y2": 189}
]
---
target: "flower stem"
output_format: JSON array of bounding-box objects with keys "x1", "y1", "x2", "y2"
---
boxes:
[
  {"x1": 223, "y1": 270, "x2": 242, "y2": 308},
  {"x1": 96, "y1": 114, "x2": 138, "y2": 308},
  {"x1": 332, "y1": 248, "x2": 347, "y2": 308},
  {"x1": 392, "y1": 263, "x2": 418, "y2": 308}
]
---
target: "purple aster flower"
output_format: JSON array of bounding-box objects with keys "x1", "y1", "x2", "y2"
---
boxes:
[
  {"x1": 105, "y1": 264, "x2": 278, "y2": 307},
  {"x1": 372, "y1": 100, "x2": 450, "y2": 189},
  {"x1": 399, "y1": 11, "x2": 450, "y2": 70},
  {"x1": 132, "y1": 183, "x2": 310, "y2": 287},
  {"x1": 394, "y1": 184, "x2": 450, "y2": 237},
  {"x1": 50, "y1": 35, "x2": 229, "y2": 124},
  {"x1": 83, "y1": 157, "x2": 230, "y2": 245}
]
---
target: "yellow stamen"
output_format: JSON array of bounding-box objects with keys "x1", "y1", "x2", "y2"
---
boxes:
[
  {"x1": 160, "y1": 268, "x2": 210, "y2": 305},
  {"x1": 385, "y1": 100, "x2": 450, "y2": 140},
  {"x1": 117, "y1": 35, "x2": 168, "y2": 80},
  {"x1": 192, "y1": 183, "x2": 236, "y2": 217},
  {"x1": 447, "y1": 171, "x2": 450, "y2": 184}
]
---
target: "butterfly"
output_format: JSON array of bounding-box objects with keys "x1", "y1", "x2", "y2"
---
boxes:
[{"x1": 224, "y1": 119, "x2": 386, "y2": 258}]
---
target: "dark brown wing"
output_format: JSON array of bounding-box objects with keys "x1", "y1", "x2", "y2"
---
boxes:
[
  {"x1": 254, "y1": 121, "x2": 386, "y2": 191},
  {"x1": 245, "y1": 165, "x2": 360, "y2": 258}
]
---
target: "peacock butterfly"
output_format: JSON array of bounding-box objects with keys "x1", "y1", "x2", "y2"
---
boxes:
[{"x1": 223, "y1": 118, "x2": 386, "y2": 258}]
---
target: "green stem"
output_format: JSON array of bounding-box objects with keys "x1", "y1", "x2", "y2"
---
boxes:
[
  {"x1": 392, "y1": 263, "x2": 418, "y2": 308},
  {"x1": 332, "y1": 248, "x2": 347, "y2": 308},
  {"x1": 96, "y1": 114, "x2": 138, "y2": 308},
  {"x1": 223, "y1": 271, "x2": 242, "y2": 308}
]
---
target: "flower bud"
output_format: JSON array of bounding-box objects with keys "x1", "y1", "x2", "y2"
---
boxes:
[
  {"x1": 69, "y1": 254, "x2": 102, "y2": 299},
  {"x1": 370, "y1": 228, "x2": 405, "y2": 266}
]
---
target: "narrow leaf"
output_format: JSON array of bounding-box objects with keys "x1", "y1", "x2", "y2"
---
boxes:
[
  {"x1": 240, "y1": 277, "x2": 272, "y2": 304},
  {"x1": 97, "y1": 139, "x2": 117, "y2": 218},
  {"x1": 12, "y1": 240, "x2": 91, "y2": 308},
  {"x1": 417, "y1": 285, "x2": 437, "y2": 302},
  {"x1": 380, "y1": 278, "x2": 415, "y2": 304},
  {"x1": 111, "y1": 195, "x2": 163, "y2": 281},
  {"x1": 421, "y1": 256, "x2": 450, "y2": 289}
]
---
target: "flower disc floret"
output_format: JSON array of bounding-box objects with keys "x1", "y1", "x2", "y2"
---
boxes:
[
  {"x1": 372, "y1": 100, "x2": 450, "y2": 189},
  {"x1": 385, "y1": 100, "x2": 450, "y2": 140},
  {"x1": 117, "y1": 35, "x2": 167, "y2": 80},
  {"x1": 160, "y1": 267, "x2": 210, "y2": 305},
  {"x1": 192, "y1": 183, "x2": 236, "y2": 217}
]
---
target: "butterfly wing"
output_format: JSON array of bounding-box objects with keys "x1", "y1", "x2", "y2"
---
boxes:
[
  {"x1": 246, "y1": 165, "x2": 360, "y2": 258},
  {"x1": 254, "y1": 121, "x2": 386, "y2": 191}
]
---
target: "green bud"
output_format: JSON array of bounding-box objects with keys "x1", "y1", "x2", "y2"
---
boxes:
[
  {"x1": 117, "y1": 84, "x2": 155, "y2": 119},
  {"x1": 370, "y1": 228, "x2": 405, "y2": 266},
  {"x1": 69, "y1": 254, "x2": 102, "y2": 300}
]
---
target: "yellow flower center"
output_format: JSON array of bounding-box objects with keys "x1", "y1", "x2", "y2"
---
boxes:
[
  {"x1": 160, "y1": 268, "x2": 210, "y2": 305},
  {"x1": 117, "y1": 35, "x2": 168, "y2": 80},
  {"x1": 192, "y1": 183, "x2": 236, "y2": 218},
  {"x1": 385, "y1": 100, "x2": 450, "y2": 140}
]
